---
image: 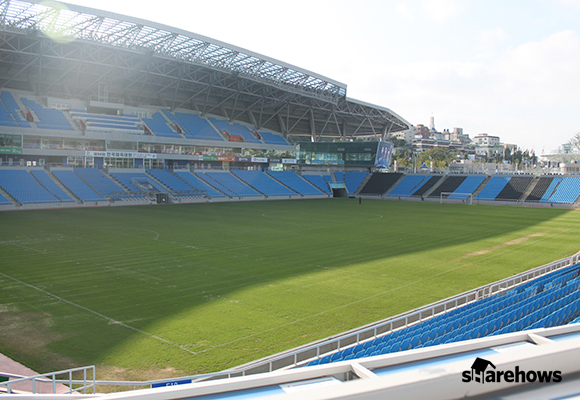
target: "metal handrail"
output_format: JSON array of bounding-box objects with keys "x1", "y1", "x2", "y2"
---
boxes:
[{"x1": 0, "y1": 366, "x2": 95, "y2": 394}]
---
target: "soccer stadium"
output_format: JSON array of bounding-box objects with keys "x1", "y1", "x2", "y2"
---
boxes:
[{"x1": 2, "y1": 1, "x2": 580, "y2": 399}]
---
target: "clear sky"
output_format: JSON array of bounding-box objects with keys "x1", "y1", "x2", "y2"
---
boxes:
[{"x1": 61, "y1": 0, "x2": 580, "y2": 153}]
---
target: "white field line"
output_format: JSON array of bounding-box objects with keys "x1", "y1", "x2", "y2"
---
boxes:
[{"x1": 0, "y1": 271, "x2": 197, "y2": 355}]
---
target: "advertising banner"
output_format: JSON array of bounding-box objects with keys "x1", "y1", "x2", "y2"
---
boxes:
[
  {"x1": 85, "y1": 151, "x2": 157, "y2": 159},
  {"x1": 375, "y1": 141, "x2": 393, "y2": 169},
  {"x1": 0, "y1": 147, "x2": 23, "y2": 155},
  {"x1": 282, "y1": 158, "x2": 297, "y2": 164},
  {"x1": 251, "y1": 157, "x2": 268, "y2": 163}
]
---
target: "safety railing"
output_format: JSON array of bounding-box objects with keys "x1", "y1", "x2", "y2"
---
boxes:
[{"x1": 0, "y1": 366, "x2": 95, "y2": 394}]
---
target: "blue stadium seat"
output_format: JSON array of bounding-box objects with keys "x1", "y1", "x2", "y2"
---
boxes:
[{"x1": 231, "y1": 170, "x2": 294, "y2": 196}]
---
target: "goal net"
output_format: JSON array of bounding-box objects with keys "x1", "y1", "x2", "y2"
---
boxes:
[{"x1": 440, "y1": 192, "x2": 474, "y2": 205}]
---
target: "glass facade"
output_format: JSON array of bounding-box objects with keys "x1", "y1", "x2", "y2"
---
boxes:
[{"x1": 297, "y1": 142, "x2": 379, "y2": 166}]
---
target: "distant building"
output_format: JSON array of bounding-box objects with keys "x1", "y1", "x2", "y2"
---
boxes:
[
  {"x1": 474, "y1": 133, "x2": 502, "y2": 158},
  {"x1": 416, "y1": 124, "x2": 430, "y2": 139},
  {"x1": 473, "y1": 133, "x2": 500, "y2": 146}
]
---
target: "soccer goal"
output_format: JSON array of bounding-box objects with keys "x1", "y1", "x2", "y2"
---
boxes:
[{"x1": 440, "y1": 192, "x2": 474, "y2": 205}]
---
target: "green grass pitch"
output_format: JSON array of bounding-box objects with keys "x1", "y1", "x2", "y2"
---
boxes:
[{"x1": 0, "y1": 198, "x2": 579, "y2": 382}]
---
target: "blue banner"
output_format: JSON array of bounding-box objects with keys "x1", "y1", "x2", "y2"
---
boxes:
[
  {"x1": 151, "y1": 379, "x2": 192, "y2": 388},
  {"x1": 375, "y1": 141, "x2": 393, "y2": 169}
]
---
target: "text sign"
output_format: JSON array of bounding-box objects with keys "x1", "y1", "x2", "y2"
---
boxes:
[{"x1": 151, "y1": 379, "x2": 192, "y2": 388}]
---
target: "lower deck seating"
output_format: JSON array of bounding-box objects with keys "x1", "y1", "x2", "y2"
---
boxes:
[
  {"x1": 0, "y1": 192, "x2": 10, "y2": 204},
  {"x1": 201, "y1": 172, "x2": 261, "y2": 197},
  {"x1": 174, "y1": 171, "x2": 226, "y2": 198},
  {"x1": 410, "y1": 175, "x2": 442, "y2": 197},
  {"x1": 335, "y1": 172, "x2": 368, "y2": 195},
  {"x1": 359, "y1": 172, "x2": 403, "y2": 195},
  {"x1": 539, "y1": 178, "x2": 563, "y2": 203},
  {"x1": 385, "y1": 175, "x2": 429, "y2": 197},
  {"x1": 0, "y1": 170, "x2": 59, "y2": 204},
  {"x1": 447, "y1": 176, "x2": 485, "y2": 199},
  {"x1": 74, "y1": 168, "x2": 125, "y2": 198},
  {"x1": 495, "y1": 176, "x2": 533, "y2": 201},
  {"x1": 475, "y1": 176, "x2": 510, "y2": 200},
  {"x1": 109, "y1": 171, "x2": 169, "y2": 196},
  {"x1": 309, "y1": 263, "x2": 580, "y2": 366},
  {"x1": 428, "y1": 176, "x2": 466, "y2": 198},
  {"x1": 302, "y1": 175, "x2": 332, "y2": 194},
  {"x1": 542, "y1": 177, "x2": 580, "y2": 204},
  {"x1": 526, "y1": 177, "x2": 554, "y2": 202},
  {"x1": 232, "y1": 170, "x2": 295, "y2": 196},
  {"x1": 52, "y1": 170, "x2": 103, "y2": 202},
  {"x1": 266, "y1": 171, "x2": 322, "y2": 195},
  {"x1": 146, "y1": 169, "x2": 196, "y2": 192},
  {"x1": 30, "y1": 170, "x2": 74, "y2": 202}
]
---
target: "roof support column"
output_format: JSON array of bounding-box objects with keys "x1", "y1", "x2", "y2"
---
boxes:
[{"x1": 309, "y1": 108, "x2": 316, "y2": 142}]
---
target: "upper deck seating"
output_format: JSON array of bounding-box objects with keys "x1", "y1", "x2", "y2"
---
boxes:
[
  {"x1": 142, "y1": 112, "x2": 182, "y2": 138},
  {"x1": 70, "y1": 112, "x2": 142, "y2": 132},
  {"x1": 174, "y1": 113, "x2": 225, "y2": 141},
  {"x1": 232, "y1": 170, "x2": 295, "y2": 196},
  {"x1": 21, "y1": 98, "x2": 74, "y2": 131},
  {"x1": 0, "y1": 91, "x2": 30, "y2": 127},
  {"x1": 209, "y1": 118, "x2": 261, "y2": 143},
  {"x1": 160, "y1": 110, "x2": 194, "y2": 139},
  {"x1": 0, "y1": 99, "x2": 19, "y2": 127},
  {"x1": 259, "y1": 131, "x2": 289, "y2": 145},
  {"x1": 266, "y1": 171, "x2": 322, "y2": 195}
]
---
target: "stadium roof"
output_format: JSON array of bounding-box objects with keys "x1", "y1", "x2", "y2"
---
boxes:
[{"x1": 0, "y1": 0, "x2": 411, "y2": 141}]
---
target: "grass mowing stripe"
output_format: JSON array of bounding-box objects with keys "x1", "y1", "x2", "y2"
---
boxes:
[
  {"x1": 0, "y1": 270, "x2": 199, "y2": 355},
  {"x1": 1, "y1": 199, "x2": 579, "y2": 378}
]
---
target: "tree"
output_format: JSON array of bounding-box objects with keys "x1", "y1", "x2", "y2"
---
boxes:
[
  {"x1": 567, "y1": 132, "x2": 580, "y2": 153},
  {"x1": 418, "y1": 148, "x2": 460, "y2": 170},
  {"x1": 392, "y1": 146, "x2": 414, "y2": 169}
]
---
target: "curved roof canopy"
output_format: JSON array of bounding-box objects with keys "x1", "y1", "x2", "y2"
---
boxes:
[{"x1": 0, "y1": 0, "x2": 411, "y2": 140}]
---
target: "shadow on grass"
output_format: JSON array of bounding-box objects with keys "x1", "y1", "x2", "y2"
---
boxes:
[{"x1": 0, "y1": 199, "x2": 578, "y2": 376}]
